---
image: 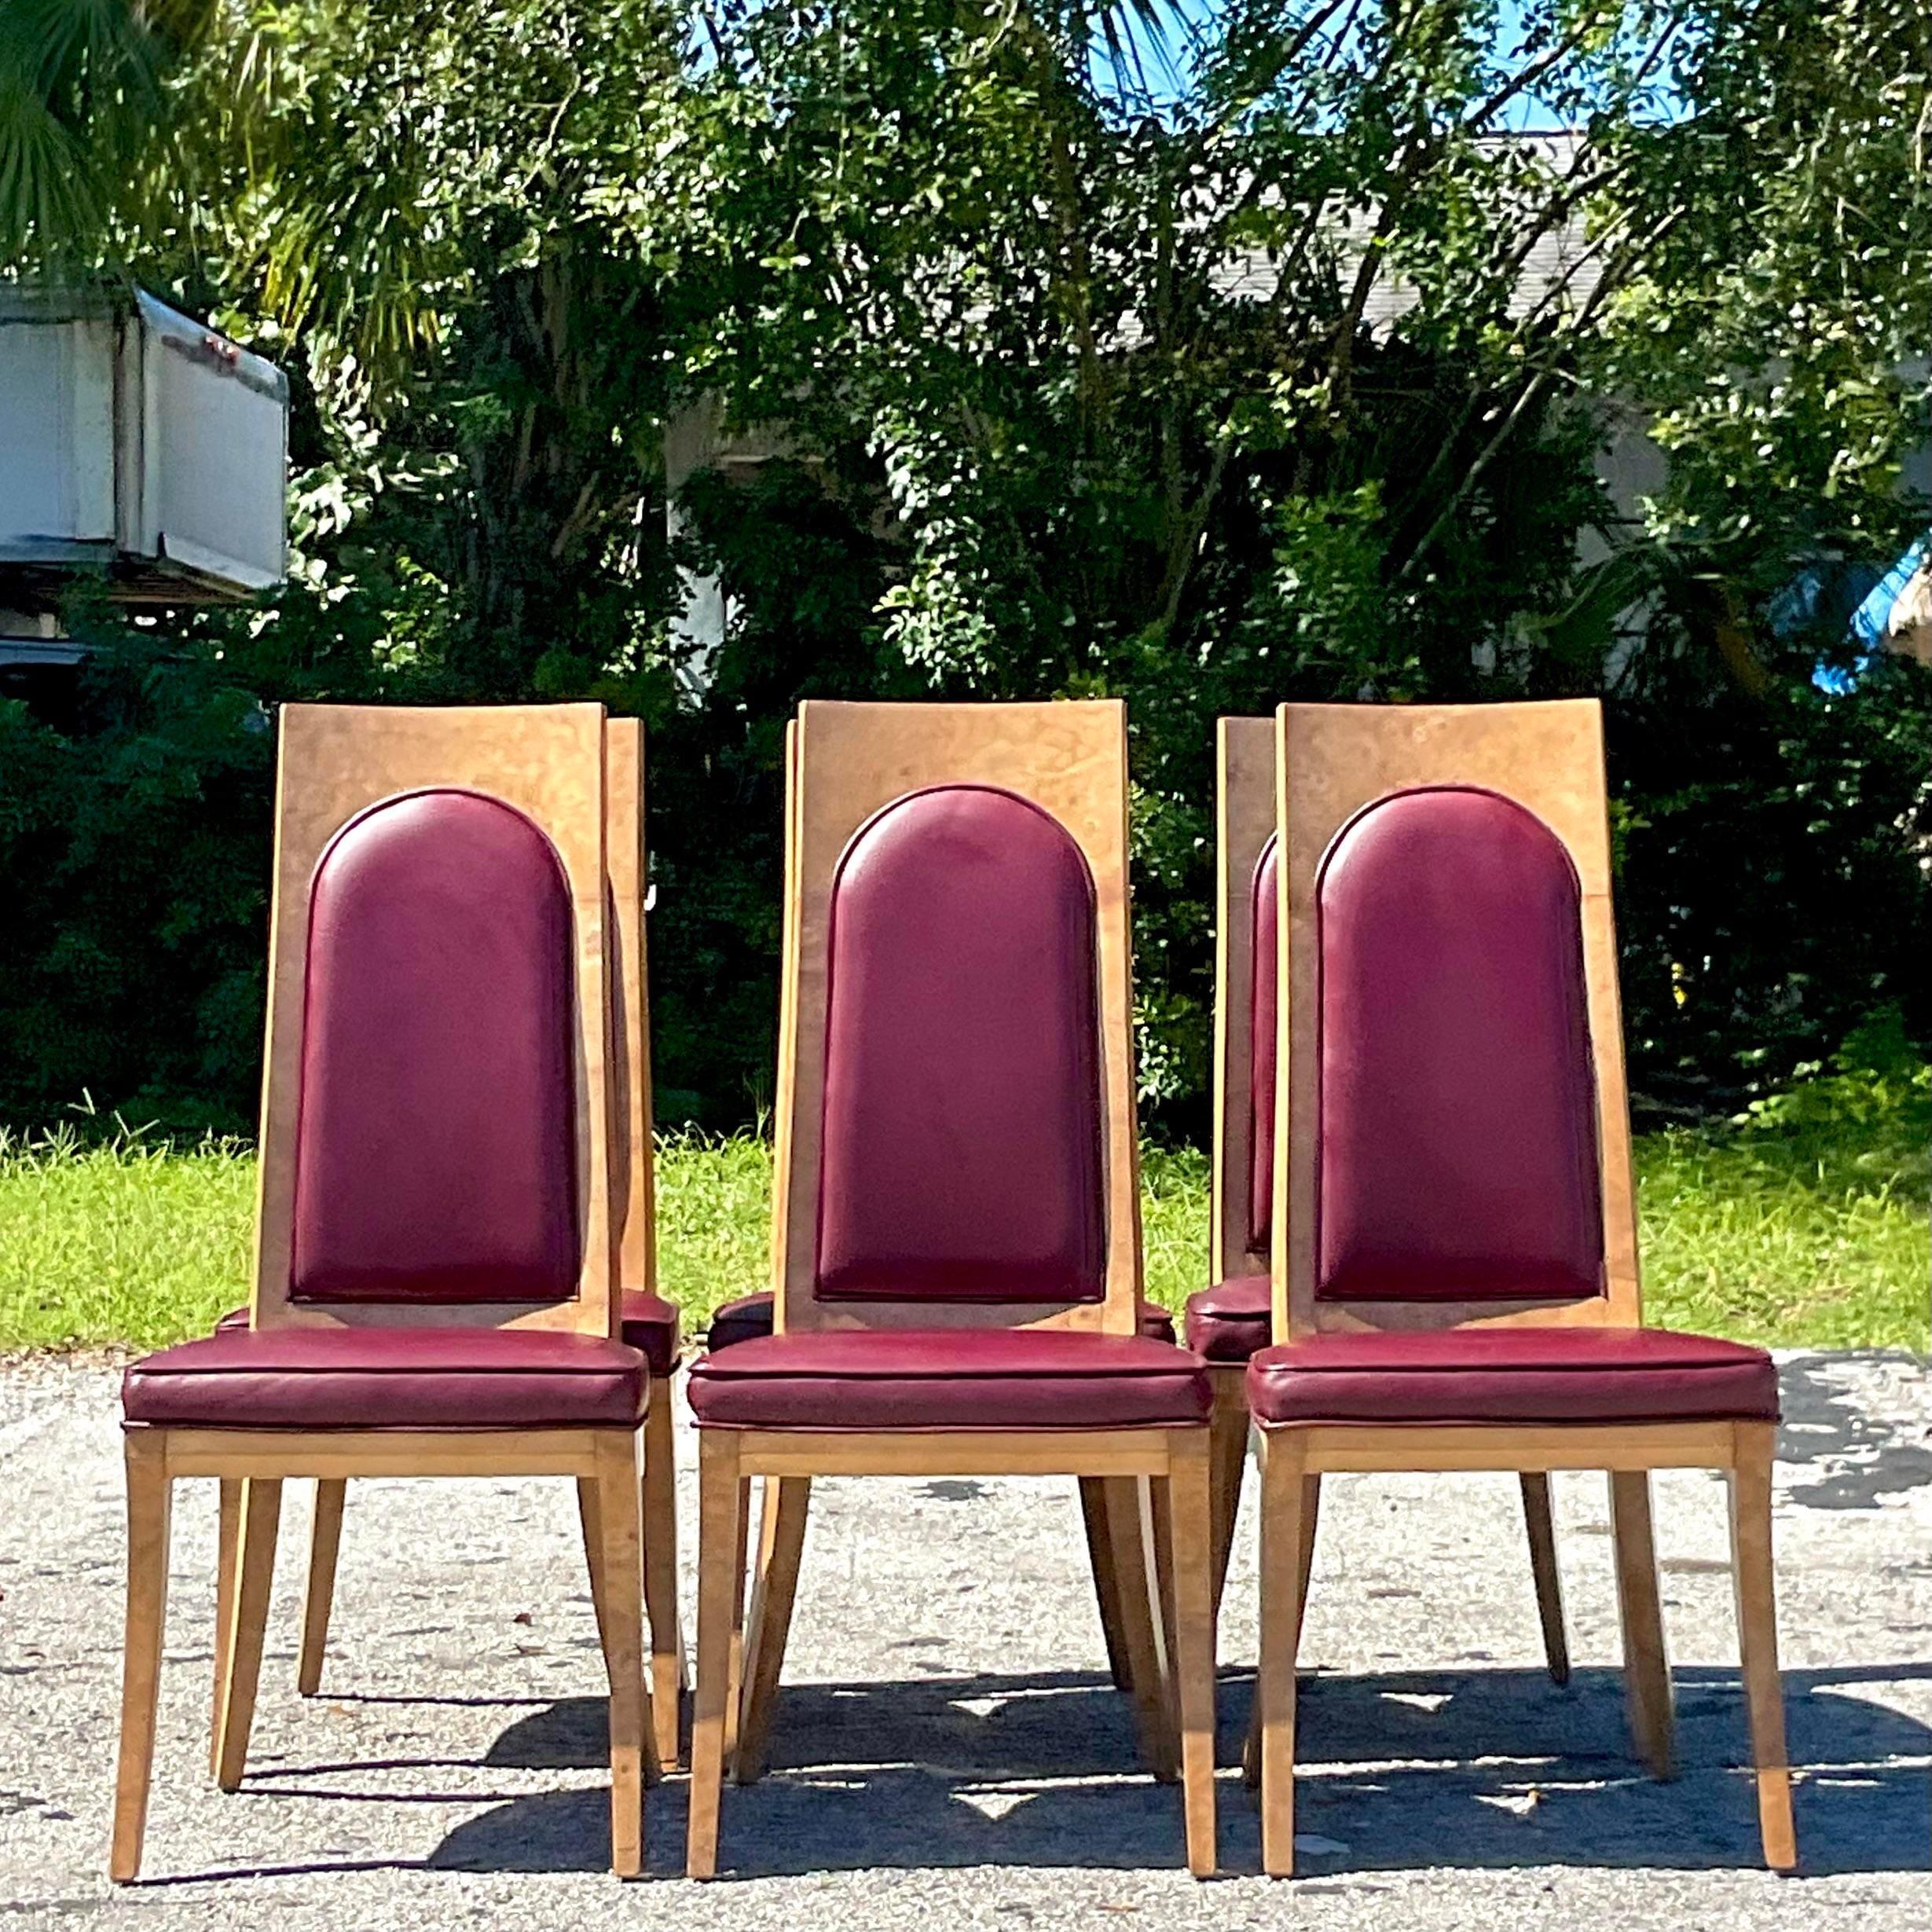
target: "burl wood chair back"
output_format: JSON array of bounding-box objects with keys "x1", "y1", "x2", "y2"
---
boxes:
[
  {"x1": 1249, "y1": 701, "x2": 1792, "y2": 1879},
  {"x1": 605, "y1": 717, "x2": 655, "y2": 1301},
  {"x1": 1201, "y1": 713, "x2": 1575, "y2": 1663},
  {"x1": 1272, "y1": 699, "x2": 1639, "y2": 1342},
  {"x1": 1211, "y1": 716, "x2": 1279, "y2": 1291},
  {"x1": 250, "y1": 702, "x2": 615, "y2": 1337},
  {"x1": 773, "y1": 698, "x2": 1142, "y2": 1336}
]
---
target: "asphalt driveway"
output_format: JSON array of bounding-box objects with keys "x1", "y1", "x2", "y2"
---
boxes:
[{"x1": 0, "y1": 1351, "x2": 1926, "y2": 1929}]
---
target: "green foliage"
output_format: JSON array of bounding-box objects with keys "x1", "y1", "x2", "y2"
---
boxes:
[
  {"x1": 1611, "y1": 668, "x2": 1932, "y2": 1116},
  {"x1": 0, "y1": 626, "x2": 275, "y2": 1133},
  {"x1": 1634, "y1": 1021, "x2": 1930, "y2": 1350},
  {"x1": 3, "y1": 1106, "x2": 1920, "y2": 1352},
  {"x1": 2, "y1": 3, "x2": 1930, "y2": 1129},
  {"x1": 0, "y1": 1120, "x2": 254, "y2": 1351}
]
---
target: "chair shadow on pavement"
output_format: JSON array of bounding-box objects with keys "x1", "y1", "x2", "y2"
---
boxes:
[{"x1": 417, "y1": 1659, "x2": 1932, "y2": 1879}]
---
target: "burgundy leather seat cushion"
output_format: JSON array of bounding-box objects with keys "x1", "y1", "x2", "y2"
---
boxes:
[
  {"x1": 215, "y1": 1291, "x2": 681, "y2": 1377},
  {"x1": 815, "y1": 785, "x2": 1106, "y2": 1305},
  {"x1": 1246, "y1": 1327, "x2": 1779, "y2": 1427},
  {"x1": 1316, "y1": 788, "x2": 1604, "y2": 1303},
  {"x1": 687, "y1": 1329, "x2": 1211, "y2": 1431},
  {"x1": 123, "y1": 1326, "x2": 647, "y2": 1430},
  {"x1": 291, "y1": 790, "x2": 581, "y2": 1306},
  {"x1": 1184, "y1": 1276, "x2": 1273, "y2": 1362},
  {"x1": 705, "y1": 1291, "x2": 1175, "y2": 1354}
]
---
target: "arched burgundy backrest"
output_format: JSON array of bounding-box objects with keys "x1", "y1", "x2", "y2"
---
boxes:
[
  {"x1": 1314, "y1": 786, "x2": 1604, "y2": 1303},
  {"x1": 1246, "y1": 835, "x2": 1279, "y2": 1257},
  {"x1": 815, "y1": 784, "x2": 1107, "y2": 1303},
  {"x1": 290, "y1": 789, "x2": 581, "y2": 1304}
]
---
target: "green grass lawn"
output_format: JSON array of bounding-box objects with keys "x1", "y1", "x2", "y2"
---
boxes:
[{"x1": 2, "y1": 1094, "x2": 1925, "y2": 1354}]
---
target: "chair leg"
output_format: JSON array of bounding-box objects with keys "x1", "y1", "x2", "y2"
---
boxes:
[
  {"x1": 111, "y1": 1433, "x2": 173, "y2": 1883},
  {"x1": 593, "y1": 1432, "x2": 649, "y2": 1877},
  {"x1": 1255, "y1": 1428, "x2": 1309, "y2": 1878},
  {"x1": 297, "y1": 1479, "x2": 346, "y2": 1697},
  {"x1": 210, "y1": 1476, "x2": 240, "y2": 1769},
  {"x1": 1292, "y1": 1472, "x2": 1320, "y2": 1656},
  {"x1": 1519, "y1": 1472, "x2": 1571, "y2": 1686},
  {"x1": 1079, "y1": 1476, "x2": 1132, "y2": 1690},
  {"x1": 641, "y1": 1391, "x2": 685, "y2": 1771},
  {"x1": 1729, "y1": 1422, "x2": 1797, "y2": 1871},
  {"x1": 687, "y1": 1431, "x2": 745, "y2": 1879},
  {"x1": 1168, "y1": 1432, "x2": 1219, "y2": 1879},
  {"x1": 1246, "y1": 1468, "x2": 1318, "y2": 1788},
  {"x1": 1149, "y1": 1473, "x2": 1179, "y2": 1700},
  {"x1": 578, "y1": 1476, "x2": 615, "y2": 1661},
  {"x1": 1207, "y1": 1369, "x2": 1249, "y2": 1622},
  {"x1": 1099, "y1": 1475, "x2": 1179, "y2": 1782},
  {"x1": 1609, "y1": 1469, "x2": 1674, "y2": 1779},
  {"x1": 722, "y1": 1475, "x2": 754, "y2": 1762},
  {"x1": 213, "y1": 1477, "x2": 283, "y2": 1793},
  {"x1": 735, "y1": 1476, "x2": 811, "y2": 1784}
]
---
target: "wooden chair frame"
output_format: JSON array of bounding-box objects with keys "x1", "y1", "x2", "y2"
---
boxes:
[
  {"x1": 1249, "y1": 700, "x2": 1795, "y2": 1876},
  {"x1": 1206, "y1": 717, "x2": 1569, "y2": 1674},
  {"x1": 114, "y1": 702, "x2": 654, "y2": 1882},
  {"x1": 219, "y1": 718, "x2": 688, "y2": 1773},
  {"x1": 686, "y1": 699, "x2": 1217, "y2": 1880}
]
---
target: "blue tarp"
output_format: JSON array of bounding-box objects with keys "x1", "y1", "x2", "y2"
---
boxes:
[
  {"x1": 1802, "y1": 535, "x2": 1927, "y2": 693},
  {"x1": 1850, "y1": 538, "x2": 1927, "y2": 649}
]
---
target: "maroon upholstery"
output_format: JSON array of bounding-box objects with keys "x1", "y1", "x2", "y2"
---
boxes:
[
  {"x1": 1184, "y1": 1275, "x2": 1272, "y2": 1362},
  {"x1": 706, "y1": 1291, "x2": 1175, "y2": 1354},
  {"x1": 1246, "y1": 1327, "x2": 1778, "y2": 1427},
  {"x1": 814, "y1": 785, "x2": 1105, "y2": 1304},
  {"x1": 687, "y1": 1329, "x2": 1211, "y2": 1431},
  {"x1": 705, "y1": 1292, "x2": 780, "y2": 1355},
  {"x1": 215, "y1": 1289, "x2": 681, "y2": 1374},
  {"x1": 291, "y1": 789, "x2": 580, "y2": 1306},
  {"x1": 123, "y1": 1325, "x2": 647, "y2": 1430},
  {"x1": 1316, "y1": 787, "x2": 1603, "y2": 1303},
  {"x1": 1247, "y1": 836, "x2": 1278, "y2": 1258},
  {"x1": 615, "y1": 1292, "x2": 680, "y2": 1375}
]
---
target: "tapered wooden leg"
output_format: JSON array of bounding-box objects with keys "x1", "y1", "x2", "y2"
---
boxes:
[
  {"x1": 594, "y1": 1432, "x2": 649, "y2": 1877},
  {"x1": 641, "y1": 1391, "x2": 685, "y2": 1771},
  {"x1": 111, "y1": 1433, "x2": 173, "y2": 1883},
  {"x1": 1150, "y1": 1472, "x2": 1179, "y2": 1702},
  {"x1": 1245, "y1": 1468, "x2": 1318, "y2": 1788},
  {"x1": 1729, "y1": 1423, "x2": 1797, "y2": 1871},
  {"x1": 735, "y1": 1476, "x2": 810, "y2": 1784},
  {"x1": 1609, "y1": 1469, "x2": 1674, "y2": 1779},
  {"x1": 210, "y1": 1476, "x2": 240, "y2": 1772},
  {"x1": 1080, "y1": 1476, "x2": 1131, "y2": 1690},
  {"x1": 1100, "y1": 1475, "x2": 1179, "y2": 1782},
  {"x1": 723, "y1": 1474, "x2": 753, "y2": 1762},
  {"x1": 1520, "y1": 1472, "x2": 1570, "y2": 1686},
  {"x1": 1256, "y1": 1428, "x2": 1308, "y2": 1878},
  {"x1": 297, "y1": 1479, "x2": 346, "y2": 1697},
  {"x1": 739, "y1": 1476, "x2": 781, "y2": 1713},
  {"x1": 1292, "y1": 1473, "x2": 1320, "y2": 1657},
  {"x1": 213, "y1": 1477, "x2": 283, "y2": 1793},
  {"x1": 578, "y1": 1476, "x2": 614, "y2": 1661},
  {"x1": 1168, "y1": 1432, "x2": 1219, "y2": 1879},
  {"x1": 687, "y1": 1432, "x2": 745, "y2": 1879},
  {"x1": 1206, "y1": 1369, "x2": 1249, "y2": 1621}
]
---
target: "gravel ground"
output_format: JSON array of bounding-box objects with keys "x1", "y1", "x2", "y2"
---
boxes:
[{"x1": 0, "y1": 1351, "x2": 1927, "y2": 1930}]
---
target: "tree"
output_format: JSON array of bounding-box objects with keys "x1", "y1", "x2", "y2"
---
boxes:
[{"x1": 2, "y1": 2, "x2": 1928, "y2": 1131}]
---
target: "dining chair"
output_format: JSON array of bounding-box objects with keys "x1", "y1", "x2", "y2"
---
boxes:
[
  {"x1": 113, "y1": 701, "x2": 655, "y2": 1879},
  {"x1": 681, "y1": 698, "x2": 1219, "y2": 1879},
  {"x1": 723, "y1": 720, "x2": 1179, "y2": 1720},
  {"x1": 1186, "y1": 716, "x2": 1570, "y2": 1677},
  {"x1": 210, "y1": 717, "x2": 687, "y2": 1773},
  {"x1": 1246, "y1": 699, "x2": 1795, "y2": 1875}
]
